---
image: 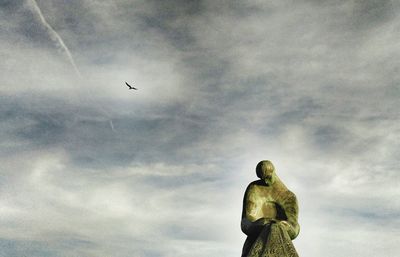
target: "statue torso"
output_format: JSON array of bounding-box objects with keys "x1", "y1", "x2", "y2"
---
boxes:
[{"x1": 245, "y1": 183, "x2": 278, "y2": 222}]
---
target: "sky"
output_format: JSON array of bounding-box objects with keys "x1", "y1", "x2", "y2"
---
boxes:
[{"x1": 0, "y1": 0, "x2": 400, "y2": 256}]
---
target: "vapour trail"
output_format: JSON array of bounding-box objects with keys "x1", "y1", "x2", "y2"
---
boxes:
[
  {"x1": 27, "y1": 0, "x2": 116, "y2": 132},
  {"x1": 27, "y1": 0, "x2": 82, "y2": 77}
]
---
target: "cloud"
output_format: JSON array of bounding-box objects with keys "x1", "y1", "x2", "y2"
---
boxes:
[{"x1": 1, "y1": 0, "x2": 400, "y2": 256}]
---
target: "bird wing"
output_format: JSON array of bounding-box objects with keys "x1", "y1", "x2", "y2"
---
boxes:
[{"x1": 125, "y1": 82, "x2": 138, "y2": 90}]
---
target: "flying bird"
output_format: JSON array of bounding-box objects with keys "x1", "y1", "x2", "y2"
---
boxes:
[{"x1": 125, "y1": 82, "x2": 137, "y2": 90}]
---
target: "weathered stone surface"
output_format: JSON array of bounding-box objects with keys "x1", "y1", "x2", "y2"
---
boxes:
[{"x1": 241, "y1": 160, "x2": 300, "y2": 257}]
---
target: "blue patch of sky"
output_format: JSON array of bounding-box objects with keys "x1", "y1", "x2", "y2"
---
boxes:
[{"x1": 0, "y1": 239, "x2": 59, "y2": 257}]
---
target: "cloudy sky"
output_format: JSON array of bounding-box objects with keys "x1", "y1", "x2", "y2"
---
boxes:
[{"x1": 1, "y1": 0, "x2": 400, "y2": 256}]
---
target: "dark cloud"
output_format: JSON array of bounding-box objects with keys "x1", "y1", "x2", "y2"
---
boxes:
[
  {"x1": 351, "y1": 0, "x2": 395, "y2": 30},
  {"x1": 0, "y1": 94, "x2": 210, "y2": 168},
  {"x1": 140, "y1": 0, "x2": 203, "y2": 49}
]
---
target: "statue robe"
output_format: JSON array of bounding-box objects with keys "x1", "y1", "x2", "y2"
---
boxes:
[{"x1": 241, "y1": 178, "x2": 300, "y2": 257}]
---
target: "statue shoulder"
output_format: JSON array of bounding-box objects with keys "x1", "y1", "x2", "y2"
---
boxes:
[
  {"x1": 245, "y1": 180, "x2": 263, "y2": 193},
  {"x1": 282, "y1": 190, "x2": 297, "y2": 201},
  {"x1": 278, "y1": 190, "x2": 299, "y2": 212}
]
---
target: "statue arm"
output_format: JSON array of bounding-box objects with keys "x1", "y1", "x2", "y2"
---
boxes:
[
  {"x1": 241, "y1": 184, "x2": 267, "y2": 236},
  {"x1": 280, "y1": 192, "x2": 300, "y2": 239}
]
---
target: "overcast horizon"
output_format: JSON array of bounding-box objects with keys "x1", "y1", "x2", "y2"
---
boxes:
[{"x1": 1, "y1": 0, "x2": 400, "y2": 256}]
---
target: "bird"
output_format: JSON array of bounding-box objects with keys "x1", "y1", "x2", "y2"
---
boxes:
[{"x1": 125, "y1": 82, "x2": 137, "y2": 90}]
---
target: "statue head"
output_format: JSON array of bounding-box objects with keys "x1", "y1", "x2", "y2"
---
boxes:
[{"x1": 256, "y1": 160, "x2": 276, "y2": 185}]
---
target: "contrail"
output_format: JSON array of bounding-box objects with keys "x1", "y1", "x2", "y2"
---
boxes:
[
  {"x1": 25, "y1": 0, "x2": 117, "y2": 132},
  {"x1": 26, "y1": 0, "x2": 81, "y2": 77},
  {"x1": 109, "y1": 120, "x2": 116, "y2": 132}
]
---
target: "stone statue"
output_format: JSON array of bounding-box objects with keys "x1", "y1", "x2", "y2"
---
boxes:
[{"x1": 241, "y1": 160, "x2": 300, "y2": 257}]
